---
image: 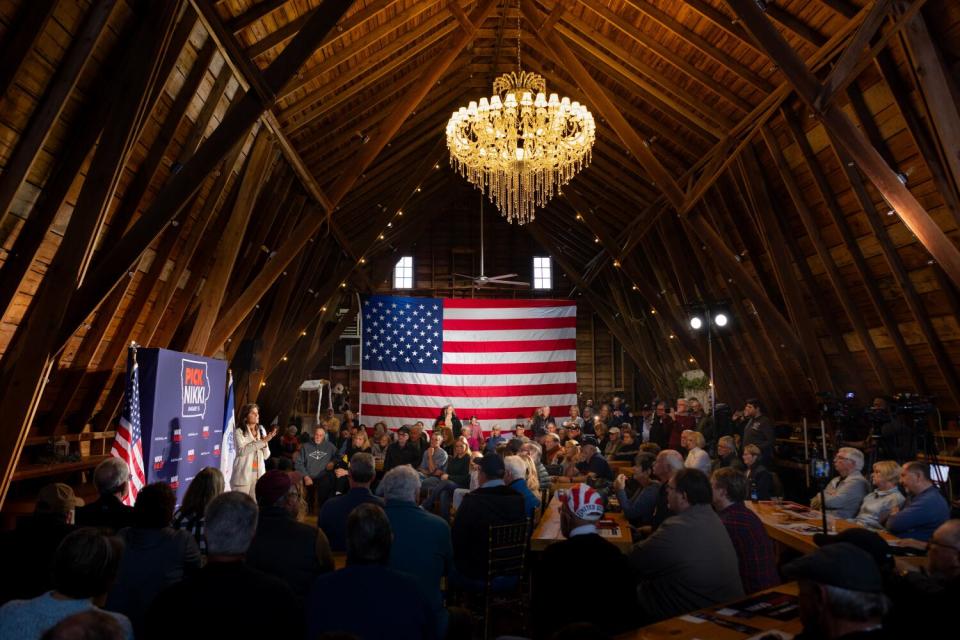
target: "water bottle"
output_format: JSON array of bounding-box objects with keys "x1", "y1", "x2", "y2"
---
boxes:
[{"x1": 750, "y1": 479, "x2": 759, "y2": 502}]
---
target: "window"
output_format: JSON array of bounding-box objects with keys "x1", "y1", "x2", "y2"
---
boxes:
[
  {"x1": 393, "y1": 256, "x2": 413, "y2": 289},
  {"x1": 533, "y1": 256, "x2": 552, "y2": 290}
]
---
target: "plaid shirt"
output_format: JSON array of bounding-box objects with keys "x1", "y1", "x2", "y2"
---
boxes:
[{"x1": 718, "y1": 502, "x2": 779, "y2": 593}]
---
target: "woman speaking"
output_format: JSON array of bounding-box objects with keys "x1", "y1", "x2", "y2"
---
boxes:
[{"x1": 231, "y1": 403, "x2": 277, "y2": 497}]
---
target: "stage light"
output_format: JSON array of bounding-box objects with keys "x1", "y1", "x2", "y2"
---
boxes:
[
  {"x1": 714, "y1": 312, "x2": 728, "y2": 327},
  {"x1": 690, "y1": 316, "x2": 703, "y2": 330}
]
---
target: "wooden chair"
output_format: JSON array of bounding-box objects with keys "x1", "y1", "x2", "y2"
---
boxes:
[{"x1": 481, "y1": 519, "x2": 531, "y2": 639}]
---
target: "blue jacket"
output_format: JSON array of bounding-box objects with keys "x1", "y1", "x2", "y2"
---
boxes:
[
  {"x1": 508, "y1": 479, "x2": 541, "y2": 519},
  {"x1": 317, "y1": 487, "x2": 384, "y2": 551},
  {"x1": 886, "y1": 485, "x2": 949, "y2": 541}
]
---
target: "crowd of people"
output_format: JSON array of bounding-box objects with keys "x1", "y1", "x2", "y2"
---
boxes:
[{"x1": 1, "y1": 394, "x2": 957, "y2": 639}]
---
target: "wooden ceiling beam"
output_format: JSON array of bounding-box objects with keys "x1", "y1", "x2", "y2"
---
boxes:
[
  {"x1": 0, "y1": 0, "x2": 58, "y2": 100},
  {"x1": 520, "y1": 0, "x2": 684, "y2": 208},
  {"x1": 764, "y1": 4, "x2": 827, "y2": 48},
  {"x1": 727, "y1": 0, "x2": 960, "y2": 290}
]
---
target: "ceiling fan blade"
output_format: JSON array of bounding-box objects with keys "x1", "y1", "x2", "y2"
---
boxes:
[
  {"x1": 486, "y1": 273, "x2": 519, "y2": 281},
  {"x1": 492, "y1": 280, "x2": 530, "y2": 286},
  {"x1": 452, "y1": 273, "x2": 476, "y2": 279}
]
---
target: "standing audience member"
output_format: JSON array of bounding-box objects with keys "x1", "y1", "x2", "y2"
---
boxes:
[
  {"x1": 295, "y1": 425, "x2": 338, "y2": 513},
  {"x1": 689, "y1": 398, "x2": 715, "y2": 452},
  {"x1": 76, "y1": 459, "x2": 134, "y2": 533},
  {"x1": 885, "y1": 461, "x2": 950, "y2": 541},
  {"x1": 451, "y1": 455, "x2": 526, "y2": 586},
  {"x1": 247, "y1": 471, "x2": 333, "y2": 601},
  {"x1": 434, "y1": 404, "x2": 463, "y2": 440},
  {"x1": 669, "y1": 399, "x2": 694, "y2": 451},
  {"x1": 144, "y1": 492, "x2": 300, "y2": 639},
  {"x1": 629, "y1": 469, "x2": 744, "y2": 621},
  {"x1": 0, "y1": 483, "x2": 82, "y2": 603},
  {"x1": 854, "y1": 461, "x2": 905, "y2": 530},
  {"x1": 172, "y1": 466, "x2": 224, "y2": 555},
  {"x1": 711, "y1": 468, "x2": 779, "y2": 594},
  {"x1": 105, "y1": 483, "x2": 200, "y2": 635},
  {"x1": 231, "y1": 403, "x2": 277, "y2": 497},
  {"x1": 649, "y1": 401, "x2": 672, "y2": 450},
  {"x1": 384, "y1": 425, "x2": 421, "y2": 472},
  {"x1": 533, "y1": 484, "x2": 636, "y2": 637},
  {"x1": 305, "y1": 504, "x2": 436, "y2": 640},
  {"x1": 318, "y1": 453, "x2": 384, "y2": 551},
  {"x1": 811, "y1": 447, "x2": 871, "y2": 519},
  {"x1": 0, "y1": 529, "x2": 131, "y2": 640},
  {"x1": 783, "y1": 543, "x2": 890, "y2": 639},
  {"x1": 613, "y1": 452, "x2": 660, "y2": 526},
  {"x1": 380, "y1": 466, "x2": 454, "y2": 638},
  {"x1": 737, "y1": 399, "x2": 774, "y2": 466}
]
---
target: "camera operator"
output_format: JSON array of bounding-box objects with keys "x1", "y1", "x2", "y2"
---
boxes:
[{"x1": 871, "y1": 397, "x2": 912, "y2": 463}]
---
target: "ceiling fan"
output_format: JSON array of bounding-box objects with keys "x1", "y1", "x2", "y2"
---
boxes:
[{"x1": 453, "y1": 193, "x2": 530, "y2": 289}]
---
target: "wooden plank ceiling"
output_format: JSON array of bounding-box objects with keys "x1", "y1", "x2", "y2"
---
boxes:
[{"x1": 2, "y1": 0, "x2": 960, "y2": 503}]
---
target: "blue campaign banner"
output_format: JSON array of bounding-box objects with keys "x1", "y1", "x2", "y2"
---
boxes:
[{"x1": 137, "y1": 348, "x2": 228, "y2": 504}]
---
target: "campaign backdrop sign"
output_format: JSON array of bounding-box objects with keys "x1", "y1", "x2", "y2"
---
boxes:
[{"x1": 137, "y1": 348, "x2": 227, "y2": 505}]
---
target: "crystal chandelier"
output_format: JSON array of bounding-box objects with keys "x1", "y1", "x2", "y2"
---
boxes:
[{"x1": 444, "y1": 4, "x2": 595, "y2": 225}]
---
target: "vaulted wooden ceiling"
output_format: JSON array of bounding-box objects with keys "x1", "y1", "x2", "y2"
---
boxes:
[{"x1": 2, "y1": 0, "x2": 960, "y2": 505}]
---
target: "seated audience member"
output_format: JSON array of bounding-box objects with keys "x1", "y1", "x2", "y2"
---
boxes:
[
  {"x1": 573, "y1": 437, "x2": 614, "y2": 481},
  {"x1": 460, "y1": 424, "x2": 481, "y2": 453},
  {"x1": 279, "y1": 425, "x2": 301, "y2": 461},
  {"x1": 559, "y1": 441, "x2": 582, "y2": 478},
  {"x1": 649, "y1": 450, "x2": 685, "y2": 531},
  {"x1": 520, "y1": 441, "x2": 551, "y2": 491},
  {"x1": 613, "y1": 452, "x2": 660, "y2": 526},
  {"x1": 613, "y1": 428, "x2": 640, "y2": 461},
  {"x1": 372, "y1": 421, "x2": 392, "y2": 443},
  {"x1": 595, "y1": 422, "x2": 610, "y2": 453},
  {"x1": 811, "y1": 447, "x2": 871, "y2": 519},
  {"x1": 533, "y1": 484, "x2": 636, "y2": 637},
  {"x1": 145, "y1": 492, "x2": 299, "y2": 639},
  {"x1": 383, "y1": 425, "x2": 421, "y2": 472},
  {"x1": 172, "y1": 466, "x2": 224, "y2": 555},
  {"x1": 854, "y1": 460, "x2": 905, "y2": 530},
  {"x1": 682, "y1": 430, "x2": 711, "y2": 475},
  {"x1": 0, "y1": 483, "x2": 81, "y2": 604},
  {"x1": 713, "y1": 436, "x2": 744, "y2": 472},
  {"x1": 295, "y1": 425, "x2": 338, "y2": 513},
  {"x1": 783, "y1": 543, "x2": 890, "y2": 639},
  {"x1": 371, "y1": 431, "x2": 391, "y2": 458},
  {"x1": 380, "y1": 466, "x2": 453, "y2": 637},
  {"x1": 638, "y1": 441, "x2": 661, "y2": 457},
  {"x1": 711, "y1": 468, "x2": 779, "y2": 594},
  {"x1": 542, "y1": 433, "x2": 563, "y2": 469},
  {"x1": 419, "y1": 431, "x2": 450, "y2": 503},
  {"x1": 742, "y1": 444, "x2": 774, "y2": 501},
  {"x1": 629, "y1": 469, "x2": 744, "y2": 621},
  {"x1": 248, "y1": 470, "x2": 333, "y2": 600},
  {"x1": 484, "y1": 425, "x2": 505, "y2": 454},
  {"x1": 424, "y1": 438, "x2": 471, "y2": 520},
  {"x1": 451, "y1": 455, "x2": 526, "y2": 585},
  {"x1": 306, "y1": 504, "x2": 436, "y2": 640},
  {"x1": 409, "y1": 422, "x2": 429, "y2": 456},
  {"x1": 318, "y1": 453, "x2": 383, "y2": 550},
  {"x1": 40, "y1": 610, "x2": 126, "y2": 640},
  {"x1": 603, "y1": 427, "x2": 622, "y2": 458},
  {"x1": 562, "y1": 405, "x2": 585, "y2": 434},
  {"x1": 0, "y1": 529, "x2": 131, "y2": 640},
  {"x1": 505, "y1": 455, "x2": 541, "y2": 519},
  {"x1": 610, "y1": 395, "x2": 631, "y2": 427},
  {"x1": 106, "y1": 483, "x2": 200, "y2": 635},
  {"x1": 885, "y1": 461, "x2": 950, "y2": 541},
  {"x1": 76, "y1": 459, "x2": 134, "y2": 533}
]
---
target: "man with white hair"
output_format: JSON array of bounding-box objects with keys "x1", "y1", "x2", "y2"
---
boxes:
[
  {"x1": 811, "y1": 447, "x2": 871, "y2": 519},
  {"x1": 504, "y1": 455, "x2": 540, "y2": 519},
  {"x1": 76, "y1": 458, "x2": 134, "y2": 532},
  {"x1": 649, "y1": 450, "x2": 686, "y2": 531},
  {"x1": 572, "y1": 436, "x2": 614, "y2": 481},
  {"x1": 145, "y1": 492, "x2": 299, "y2": 638},
  {"x1": 380, "y1": 466, "x2": 453, "y2": 638}
]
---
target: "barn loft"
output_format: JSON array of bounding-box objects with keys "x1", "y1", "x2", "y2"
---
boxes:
[{"x1": 1, "y1": 0, "x2": 960, "y2": 510}]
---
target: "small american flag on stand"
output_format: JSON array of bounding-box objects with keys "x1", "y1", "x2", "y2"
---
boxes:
[
  {"x1": 111, "y1": 345, "x2": 145, "y2": 505},
  {"x1": 359, "y1": 295, "x2": 577, "y2": 432}
]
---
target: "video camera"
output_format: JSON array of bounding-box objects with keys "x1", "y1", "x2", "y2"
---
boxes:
[
  {"x1": 891, "y1": 392, "x2": 936, "y2": 417},
  {"x1": 815, "y1": 391, "x2": 861, "y2": 422}
]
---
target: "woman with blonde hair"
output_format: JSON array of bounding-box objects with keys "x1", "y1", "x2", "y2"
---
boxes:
[
  {"x1": 560, "y1": 440, "x2": 581, "y2": 478},
  {"x1": 854, "y1": 460, "x2": 905, "y2": 529}
]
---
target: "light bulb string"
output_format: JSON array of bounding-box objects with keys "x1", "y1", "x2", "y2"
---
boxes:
[{"x1": 516, "y1": 0, "x2": 521, "y2": 72}]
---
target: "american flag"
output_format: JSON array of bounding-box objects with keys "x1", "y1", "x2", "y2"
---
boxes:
[
  {"x1": 359, "y1": 295, "x2": 577, "y2": 432},
  {"x1": 111, "y1": 352, "x2": 145, "y2": 505}
]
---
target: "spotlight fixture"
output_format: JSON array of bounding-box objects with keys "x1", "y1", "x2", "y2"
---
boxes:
[
  {"x1": 714, "y1": 312, "x2": 729, "y2": 327},
  {"x1": 689, "y1": 316, "x2": 703, "y2": 330}
]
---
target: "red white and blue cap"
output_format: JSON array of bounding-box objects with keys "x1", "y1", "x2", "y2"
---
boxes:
[{"x1": 559, "y1": 483, "x2": 604, "y2": 521}]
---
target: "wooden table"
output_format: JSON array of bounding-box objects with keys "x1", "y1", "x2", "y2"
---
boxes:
[
  {"x1": 531, "y1": 495, "x2": 632, "y2": 552},
  {"x1": 615, "y1": 583, "x2": 801, "y2": 639}
]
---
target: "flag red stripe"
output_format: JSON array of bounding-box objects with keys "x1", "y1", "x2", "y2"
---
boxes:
[
  {"x1": 361, "y1": 404, "x2": 572, "y2": 420},
  {"x1": 442, "y1": 298, "x2": 575, "y2": 308},
  {"x1": 362, "y1": 381, "x2": 577, "y2": 397},
  {"x1": 442, "y1": 317, "x2": 577, "y2": 330},
  {"x1": 443, "y1": 339, "x2": 576, "y2": 352},
  {"x1": 441, "y1": 361, "x2": 576, "y2": 375}
]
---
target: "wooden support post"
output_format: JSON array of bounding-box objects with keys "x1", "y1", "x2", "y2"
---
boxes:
[{"x1": 727, "y1": 0, "x2": 960, "y2": 290}]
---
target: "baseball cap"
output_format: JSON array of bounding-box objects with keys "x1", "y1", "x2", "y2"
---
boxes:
[
  {"x1": 397, "y1": 425, "x2": 411, "y2": 435},
  {"x1": 478, "y1": 454, "x2": 505, "y2": 478},
  {"x1": 814, "y1": 528, "x2": 894, "y2": 573},
  {"x1": 580, "y1": 435, "x2": 599, "y2": 447},
  {"x1": 256, "y1": 470, "x2": 293, "y2": 506},
  {"x1": 783, "y1": 542, "x2": 883, "y2": 593},
  {"x1": 608, "y1": 427, "x2": 620, "y2": 434},
  {"x1": 558, "y1": 483, "x2": 605, "y2": 521},
  {"x1": 36, "y1": 483, "x2": 84, "y2": 514}
]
